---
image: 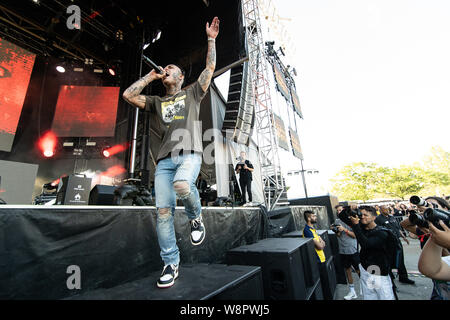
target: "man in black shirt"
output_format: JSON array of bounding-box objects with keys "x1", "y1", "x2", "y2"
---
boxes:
[
  {"x1": 235, "y1": 151, "x2": 254, "y2": 206},
  {"x1": 376, "y1": 205, "x2": 415, "y2": 284},
  {"x1": 349, "y1": 206, "x2": 396, "y2": 300}
]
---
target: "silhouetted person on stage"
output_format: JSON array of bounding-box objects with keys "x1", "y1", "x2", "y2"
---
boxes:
[
  {"x1": 123, "y1": 17, "x2": 220, "y2": 288},
  {"x1": 235, "y1": 151, "x2": 254, "y2": 206},
  {"x1": 196, "y1": 174, "x2": 208, "y2": 206}
]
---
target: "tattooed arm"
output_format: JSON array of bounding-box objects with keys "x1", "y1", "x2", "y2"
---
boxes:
[
  {"x1": 198, "y1": 17, "x2": 220, "y2": 92},
  {"x1": 123, "y1": 68, "x2": 164, "y2": 109}
]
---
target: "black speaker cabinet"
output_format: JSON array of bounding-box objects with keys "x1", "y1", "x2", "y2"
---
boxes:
[
  {"x1": 309, "y1": 279, "x2": 323, "y2": 300},
  {"x1": 89, "y1": 185, "x2": 116, "y2": 205},
  {"x1": 66, "y1": 264, "x2": 263, "y2": 300},
  {"x1": 56, "y1": 174, "x2": 92, "y2": 205},
  {"x1": 318, "y1": 256, "x2": 337, "y2": 300},
  {"x1": 226, "y1": 238, "x2": 310, "y2": 300},
  {"x1": 327, "y1": 231, "x2": 347, "y2": 284},
  {"x1": 280, "y1": 231, "x2": 321, "y2": 289}
]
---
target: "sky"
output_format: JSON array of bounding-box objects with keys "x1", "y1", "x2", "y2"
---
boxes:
[{"x1": 266, "y1": 0, "x2": 450, "y2": 195}]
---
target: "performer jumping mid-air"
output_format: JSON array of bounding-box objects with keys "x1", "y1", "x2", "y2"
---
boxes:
[{"x1": 123, "y1": 17, "x2": 220, "y2": 288}]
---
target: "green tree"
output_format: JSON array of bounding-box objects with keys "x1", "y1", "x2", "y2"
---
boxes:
[
  {"x1": 418, "y1": 146, "x2": 450, "y2": 196},
  {"x1": 330, "y1": 147, "x2": 449, "y2": 201},
  {"x1": 330, "y1": 162, "x2": 379, "y2": 201},
  {"x1": 373, "y1": 165, "x2": 425, "y2": 200}
]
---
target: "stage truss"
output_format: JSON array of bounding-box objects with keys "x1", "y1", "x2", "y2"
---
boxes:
[{"x1": 242, "y1": 0, "x2": 287, "y2": 210}]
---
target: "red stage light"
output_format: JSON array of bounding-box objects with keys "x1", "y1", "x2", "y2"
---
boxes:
[
  {"x1": 101, "y1": 165, "x2": 127, "y2": 178},
  {"x1": 38, "y1": 131, "x2": 57, "y2": 158},
  {"x1": 102, "y1": 144, "x2": 129, "y2": 158}
]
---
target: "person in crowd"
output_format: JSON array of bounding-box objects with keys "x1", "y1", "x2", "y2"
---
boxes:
[
  {"x1": 376, "y1": 205, "x2": 415, "y2": 285},
  {"x1": 303, "y1": 210, "x2": 326, "y2": 265},
  {"x1": 418, "y1": 220, "x2": 450, "y2": 299},
  {"x1": 334, "y1": 205, "x2": 361, "y2": 300},
  {"x1": 400, "y1": 196, "x2": 450, "y2": 299},
  {"x1": 375, "y1": 205, "x2": 381, "y2": 216},
  {"x1": 349, "y1": 206, "x2": 396, "y2": 300}
]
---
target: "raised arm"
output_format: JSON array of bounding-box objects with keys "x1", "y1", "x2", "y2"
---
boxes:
[
  {"x1": 198, "y1": 17, "x2": 220, "y2": 92},
  {"x1": 123, "y1": 69, "x2": 164, "y2": 109}
]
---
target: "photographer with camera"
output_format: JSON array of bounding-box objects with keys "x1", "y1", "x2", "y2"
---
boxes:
[
  {"x1": 418, "y1": 220, "x2": 450, "y2": 299},
  {"x1": 333, "y1": 205, "x2": 361, "y2": 300},
  {"x1": 400, "y1": 196, "x2": 450, "y2": 299},
  {"x1": 345, "y1": 206, "x2": 396, "y2": 300},
  {"x1": 376, "y1": 205, "x2": 415, "y2": 285}
]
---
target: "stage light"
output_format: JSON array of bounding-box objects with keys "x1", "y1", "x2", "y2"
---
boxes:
[
  {"x1": 56, "y1": 65, "x2": 66, "y2": 73},
  {"x1": 102, "y1": 144, "x2": 129, "y2": 158},
  {"x1": 102, "y1": 149, "x2": 111, "y2": 158},
  {"x1": 38, "y1": 131, "x2": 57, "y2": 158},
  {"x1": 43, "y1": 150, "x2": 54, "y2": 158},
  {"x1": 93, "y1": 68, "x2": 104, "y2": 73},
  {"x1": 108, "y1": 67, "x2": 116, "y2": 76}
]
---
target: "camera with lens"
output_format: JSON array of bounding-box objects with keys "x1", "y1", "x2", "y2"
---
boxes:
[
  {"x1": 407, "y1": 210, "x2": 429, "y2": 229},
  {"x1": 423, "y1": 208, "x2": 450, "y2": 231},
  {"x1": 337, "y1": 206, "x2": 361, "y2": 226},
  {"x1": 330, "y1": 223, "x2": 341, "y2": 234},
  {"x1": 410, "y1": 196, "x2": 438, "y2": 209}
]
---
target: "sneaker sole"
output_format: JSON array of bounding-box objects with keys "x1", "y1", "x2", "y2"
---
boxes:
[
  {"x1": 191, "y1": 228, "x2": 206, "y2": 246},
  {"x1": 157, "y1": 273, "x2": 179, "y2": 288}
]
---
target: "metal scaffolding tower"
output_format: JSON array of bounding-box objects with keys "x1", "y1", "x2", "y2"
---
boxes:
[{"x1": 242, "y1": 0, "x2": 287, "y2": 210}]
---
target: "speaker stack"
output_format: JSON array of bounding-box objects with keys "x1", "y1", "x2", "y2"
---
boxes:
[
  {"x1": 281, "y1": 230, "x2": 336, "y2": 300},
  {"x1": 317, "y1": 230, "x2": 338, "y2": 300},
  {"x1": 226, "y1": 237, "x2": 320, "y2": 300},
  {"x1": 221, "y1": 62, "x2": 254, "y2": 145}
]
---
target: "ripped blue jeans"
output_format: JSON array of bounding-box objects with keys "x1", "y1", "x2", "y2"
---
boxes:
[{"x1": 155, "y1": 152, "x2": 202, "y2": 266}]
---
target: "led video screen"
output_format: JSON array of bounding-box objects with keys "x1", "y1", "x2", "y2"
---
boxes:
[
  {"x1": 289, "y1": 128, "x2": 304, "y2": 160},
  {"x1": 291, "y1": 88, "x2": 303, "y2": 119},
  {"x1": 0, "y1": 38, "x2": 36, "y2": 152},
  {"x1": 273, "y1": 61, "x2": 290, "y2": 102},
  {"x1": 273, "y1": 113, "x2": 289, "y2": 151},
  {"x1": 51, "y1": 85, "x2": 120, "y2": 137}
]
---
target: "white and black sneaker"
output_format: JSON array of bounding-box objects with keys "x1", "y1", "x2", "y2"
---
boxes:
[
  {"x1": 190, "y1": 215, "x2": 206, "y2": 246},
  {"x1": 157, "y1": 264, "x2": 179, "y2": 288}
]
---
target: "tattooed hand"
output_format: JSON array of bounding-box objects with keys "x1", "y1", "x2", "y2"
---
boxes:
[{"x1": 206, "y1": 17, "x2": 220, "y2": 39}]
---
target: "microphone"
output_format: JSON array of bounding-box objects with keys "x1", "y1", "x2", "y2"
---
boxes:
[{"x1": 142, "y1": 55, "x2": 164, "y2": 74}]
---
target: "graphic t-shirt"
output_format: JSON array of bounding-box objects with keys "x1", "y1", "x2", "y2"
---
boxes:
[{"x1": 145, "y1": 81, "x2": 206, "y2": 161}]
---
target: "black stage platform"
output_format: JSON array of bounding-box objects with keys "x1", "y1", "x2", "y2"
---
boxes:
[
  {"x1": 0, "y1": 204, "x2": 331, "y2": 300},
  {"x1": 65, "y1": 264, "x2": 264, "y2": 300}
]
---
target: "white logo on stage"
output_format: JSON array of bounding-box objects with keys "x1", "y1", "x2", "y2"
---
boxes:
[{"x1": 74, "y1": 193, "x2": 81, "y2": 201}]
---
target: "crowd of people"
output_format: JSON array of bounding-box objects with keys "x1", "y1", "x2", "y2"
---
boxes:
[{"x1": 304, "y1": 196, "x2": 450, "y2": 300}]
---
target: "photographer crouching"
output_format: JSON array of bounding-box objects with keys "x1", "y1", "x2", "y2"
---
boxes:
[
  {"x1": 341, "y1": 206, "x2": 397, "y2": 300},
  {"x1": 333, "y1": 205, "x2": 361, "y2": 300}
]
